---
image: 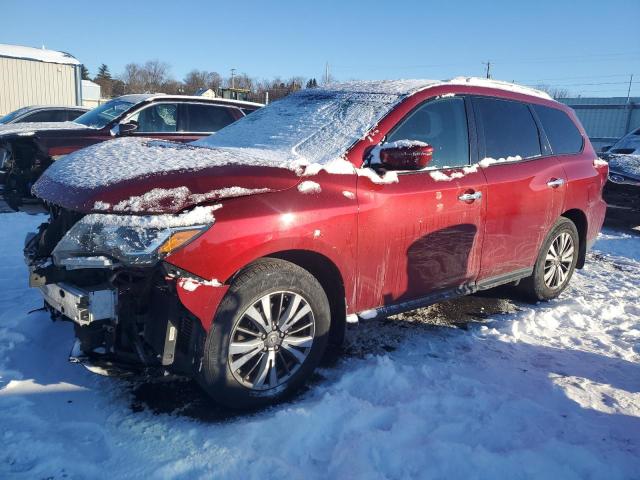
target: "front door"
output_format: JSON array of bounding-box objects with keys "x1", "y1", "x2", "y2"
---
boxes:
[{"x1": 355, "y1": 96, "x2": 487, "y2": 311}]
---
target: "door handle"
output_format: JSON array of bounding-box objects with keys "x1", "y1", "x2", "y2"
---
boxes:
[
  {"x1": 458, "y1": 191, "x2": 482, "y2": 202},
  {"x1": 547, "y1": 178, "x2": 565, "y2": 188}
]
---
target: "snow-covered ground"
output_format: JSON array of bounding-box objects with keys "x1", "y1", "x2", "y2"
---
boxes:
[{"x1": 1, "y1": 212, "x2": 639, "y2": 479}]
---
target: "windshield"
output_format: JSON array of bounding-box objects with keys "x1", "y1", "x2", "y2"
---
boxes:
[
  {"x1": 0, "y1": 107, "x2": 32, "y2": 124},
  {"x1": 74, "y1": 98, "x2": 138, "y2": 128},
  {"x1": 195, "y1": 89, "x2": 405, "y2": 164}
]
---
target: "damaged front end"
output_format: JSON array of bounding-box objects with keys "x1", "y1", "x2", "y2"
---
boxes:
[{"x1": 25, "y1": 206, "x2": 213, "y2": 378}]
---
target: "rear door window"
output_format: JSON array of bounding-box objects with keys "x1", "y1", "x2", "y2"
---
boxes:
[
  {"x1": 181, "y1": 104, "x2": 236, "y2": 133},
  {"x1": 130, "y1": 103, "x2": 178, "y2": 133},
  {"x1": 532, "y1": 105, "x2": 583, "y2": 154},
  {"x1": 23, "y1": 110, "x2": 67, "y2": 122},
  {"x1": 474, "y1": 97, "x2": 541, "y2": 159},
  {"x1": 386, "y1": 97, "x2": 470, "y2": 168}
]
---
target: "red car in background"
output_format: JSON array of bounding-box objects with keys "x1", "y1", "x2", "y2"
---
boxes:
[
  {"x1": 25, "y1": 77, "x2": 607, "y2": 408},
  {"x1": 0, "y1": 94, "x2": 261, "y2": 207}
]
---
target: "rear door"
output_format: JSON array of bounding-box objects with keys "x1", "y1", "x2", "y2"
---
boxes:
[
  {"x1": 355, "y1": 96, "x2": 487, "y2": 310},
  {"x1": 472, "y1": 96, "x2": 566, "y2": 282}
]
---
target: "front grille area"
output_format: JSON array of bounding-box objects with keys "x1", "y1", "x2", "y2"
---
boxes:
[
  {"x1": 176, "y1": 315, "x2": 193, "y2": 354},
  {"x1": 36, "y1": 207, "x2": 84, "y2": 258}
]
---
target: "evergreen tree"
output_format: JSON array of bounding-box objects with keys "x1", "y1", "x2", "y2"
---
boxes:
[
  {"x1": 94, "y1": 64, "x2": 114, "y2": 98},
  {"x1": 306, "y1": 78, "x2": 318, "y2": 89},
  {"x1": 95, "y1": 64, "x2": 112, "y2": 81},
  {"x1": 80, "y1": 65, "x2": 90, "y2": 80}
]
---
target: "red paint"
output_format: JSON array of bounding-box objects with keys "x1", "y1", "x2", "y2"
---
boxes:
[
  {"x1": 175, "y1": 279, "x2": 230, "y2": 331},
  {"x1": 163, "y1": 84, "x2": 607, "y2": 329},
  {"x1": 63, "y1": 85, "x2": 608, "y2": 330}
]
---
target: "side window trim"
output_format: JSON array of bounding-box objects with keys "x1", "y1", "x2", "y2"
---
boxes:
[
  {"x1": 380, "y1": 95, "x2": 473, "y2": 173},
  {"x1": 528, "y1": 104, "x2": 553, "y2": 156}
]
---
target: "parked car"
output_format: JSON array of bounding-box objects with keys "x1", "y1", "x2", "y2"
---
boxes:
[
  {"x1": 0, "y1": 105, "x2": 90, "y2": 125},
  {"x1": 0, "y1": 94, "x2": 262, "y2": 208},
  {"x1": 25, "y1": 78, "x2": 607, "y2": 409},
  {"x1": 601, "y1": 127, "x2": 640, "y2": 186}
]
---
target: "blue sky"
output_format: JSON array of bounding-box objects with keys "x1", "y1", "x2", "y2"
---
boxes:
[{"x1": 3, "y1": 0, "x2": 639, "y2": 97}]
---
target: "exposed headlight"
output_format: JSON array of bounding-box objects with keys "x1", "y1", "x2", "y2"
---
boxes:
[{"x1": 52, "y1": 210, "x2": 213, "y2": 268}]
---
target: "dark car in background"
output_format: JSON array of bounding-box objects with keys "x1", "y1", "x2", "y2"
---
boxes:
[
  {"x1": 600, "y1": 127, "x2": 640, "y2": 216},
  {"x1": 0, "y1": 94, "x2": 262, "y2": 208},
  {"x1": 0, "y1": 105, "x2": 90, "y2": 124}
]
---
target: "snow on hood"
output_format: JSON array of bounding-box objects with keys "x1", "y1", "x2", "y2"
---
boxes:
[
  {"x1": 0, "y1": 121, "x2": 88, "y2": 137},
  {"x1": 37, "y1": 137, "x2": 306, "y2": 190},
  {"x1": 608, "y1": 154, "x2": 640, "y2": 179},
  {"x1": 33, "y1": 137, "x2": 305, "y2": 213}
]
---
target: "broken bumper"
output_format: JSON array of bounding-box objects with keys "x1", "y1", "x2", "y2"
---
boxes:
[{"x1": 39, "y1": 282, "x2": 117, "y2": 326}]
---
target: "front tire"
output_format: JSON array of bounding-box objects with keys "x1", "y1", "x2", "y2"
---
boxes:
[
  {"x1": 198, "y1": 258, "x2": 331, "y2": 409},
  {"x1": 519, "y1": 217, "x2": 579, "y2": 302}
]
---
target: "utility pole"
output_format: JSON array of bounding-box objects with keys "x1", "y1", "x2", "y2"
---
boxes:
[
  {"x1": 482, "y1": 61, "x2": 491, "y2": 79},
  {"x1": 626, "y1": 74, "x2": 634, "y2": 104},
  {"x1": 230, "y1": 68, "x2": 236, "y2": 89},
  {"x1": 324, "y1": 62, "x2": 330, "y2": 84}
]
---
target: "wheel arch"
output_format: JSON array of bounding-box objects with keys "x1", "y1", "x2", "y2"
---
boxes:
[
  {"x1": 241, "y1": 249, "x2": 347, "y2": 347},
  {"x1": 561, "y1": 208, "x2": 588, "y2": 269}
]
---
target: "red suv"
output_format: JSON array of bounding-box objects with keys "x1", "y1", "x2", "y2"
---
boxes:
[{"x1": 26, "y1": 77, "x2": 608, "y2": 408}]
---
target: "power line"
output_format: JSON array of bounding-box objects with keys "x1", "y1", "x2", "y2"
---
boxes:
[
  {"x1": 332, "y1": 51, "x2": 640, "y2": 72},
  {"x1": 525, "y1": 80, "x2": 638, "y2": 87}
]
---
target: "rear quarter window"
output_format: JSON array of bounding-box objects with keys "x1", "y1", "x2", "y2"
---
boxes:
[
  {"x1": 533, "y1": 105, "x2": 583, "y2": 155},
  {"x1": 474, "y1": 97, "x2": 541, "y2": 159}
]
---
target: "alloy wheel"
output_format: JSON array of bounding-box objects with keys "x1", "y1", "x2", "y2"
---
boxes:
[
  {"x1": 543, "y1": 232, "x2": 574, "y2": 289},
  {"x1": 228, "y1": 291, "x2": 315, "y2": 391}
]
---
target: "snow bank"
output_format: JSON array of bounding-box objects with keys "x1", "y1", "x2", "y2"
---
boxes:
[
  {"x1": 0, "y1": 43, "x2": 81, "y2": 65},
  {"x1": 0, "y1": 214, "x2": 639, "y2": 478}
]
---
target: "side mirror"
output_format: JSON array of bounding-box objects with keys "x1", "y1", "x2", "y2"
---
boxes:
[
  {"x1": 117, "y1": 121, "x2": 138, "y2": 135},
  {"x1": 377, "y1": 142, "x2": 434, "y2": 170}
]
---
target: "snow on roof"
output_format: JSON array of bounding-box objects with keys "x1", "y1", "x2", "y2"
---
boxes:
[
  {"x1": 137, "y1": 93, "x2": 263, "y2": 108},
  {"x1": 0, "y1": 43, "x2": 81, "y2": 66},
  {"x1": 322, "y1": 77, "x2": 552, "y2": 100}
]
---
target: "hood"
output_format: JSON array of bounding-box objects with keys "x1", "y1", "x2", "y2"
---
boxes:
[
  {"x1": 0, "y1": 121, "x2": 90, "y2": 139},
  {"x1": 33, "y1": 137, "x2": 306, "y2": 213},
  {"x1": 608, "y1": 154, "x2": 640, "y2": 183}
]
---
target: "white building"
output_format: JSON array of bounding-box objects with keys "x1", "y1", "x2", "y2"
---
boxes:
[
  {"x1": 81, "y1": 79, "x2": 101, "y2": 108},
  {"x1": 0, "y1": 43, "x2": 83, "y2": 115}
]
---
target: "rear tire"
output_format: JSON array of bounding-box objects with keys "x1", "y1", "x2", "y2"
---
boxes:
[
  {"x1": 198, "y1": 258, "x2": 330, "y2": 409},
  {"x1": 518, "y1": 217, "x2": 579, "y2": 302}
]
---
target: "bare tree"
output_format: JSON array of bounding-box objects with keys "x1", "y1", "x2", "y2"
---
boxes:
[
  {"x1": 120, "y1": 60, "x2": 174, "y2": 94},
  {"x1": 534, "y1": 84, "x2": 572, "y2": 99},
  {"x1": 183, "y1": 70, "x2": 222, "y2": 94}
]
